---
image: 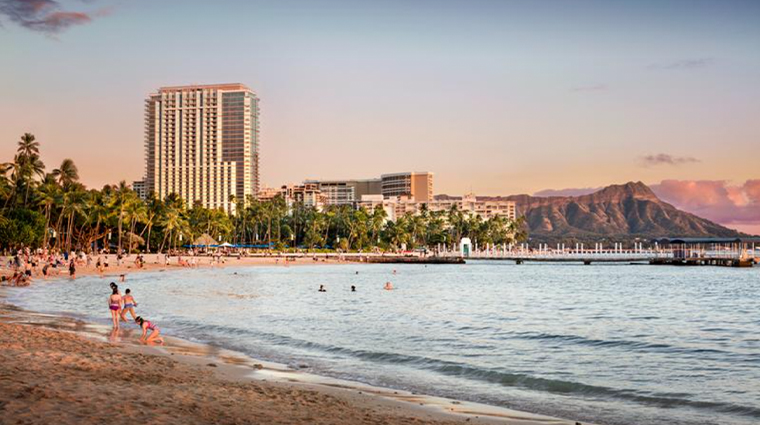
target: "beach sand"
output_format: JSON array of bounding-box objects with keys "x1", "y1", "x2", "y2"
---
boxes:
[
  {"x1": 0, "y1": 301, "x2": 578, "y2": 425},
  {"x1": 0, "y1": 318, "x2": 463, "y2": 425},
  {"x1": 1, "y1": 253, "x2": 344, "y2": 284}
]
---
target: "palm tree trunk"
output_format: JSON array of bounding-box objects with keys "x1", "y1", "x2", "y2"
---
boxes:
[
  {"x1": 117, "y1": 212, "x2": 123, "y2": 254},
  {"x1": 146, "y1": 223, "x2": 153, "y2": 253},
  {"x1": 42, "y1": 205, "x2": 51, "y2": 249},
  {"x1": 66, "y1": 213, "x2": 74, "y2": 252},
  {"x1": 159, "y1": 230, "x2": 168, "y2": 254},
  {"x1": 129, "y1": 217, "x2": 138, "y2": 253}
]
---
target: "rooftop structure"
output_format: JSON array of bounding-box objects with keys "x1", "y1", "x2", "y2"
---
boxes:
[{"x1": 651, "y1": 237, "x2": 759, "y2": 267}]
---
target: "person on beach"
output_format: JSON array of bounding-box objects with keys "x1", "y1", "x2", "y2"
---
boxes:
[
  {"x1": 384, "y1": 281, "x2": 394, "y2": 290},
  {"x1": 108, "y1": 287, "x2": 122, "y2": 330},
  {"x1": 120, "y1": 288, "x2": 137, "y2": 322},
  {"x1": 135, "y1": 316, "x2": 164, "y2": 344}
]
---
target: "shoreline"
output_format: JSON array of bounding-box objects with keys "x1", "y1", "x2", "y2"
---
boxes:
[
  {"x1": 1, "y1": 284, "x2": 584, "y2": 425},
  {"x1": 1, "y1": 253, "x2": 348, "y2": 283}
]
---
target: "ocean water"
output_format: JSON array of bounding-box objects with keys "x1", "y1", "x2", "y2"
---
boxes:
[{"x1": 12, "y1": 261, "x2": 760, "y2": 425}]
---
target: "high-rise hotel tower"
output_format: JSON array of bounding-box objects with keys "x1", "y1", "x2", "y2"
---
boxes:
[{"x1": 143, "y1": 83, "x2": 260, "y2": 213}]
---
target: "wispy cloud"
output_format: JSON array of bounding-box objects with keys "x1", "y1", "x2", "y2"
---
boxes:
[
  {"x1": 571, "y1": 84, "x2": 608, "y2": 92},
  {"x1": 0, "y1": 0, "x2": 100, "y2": 34},
  {"x1": 648, "y1": 58, "x2": 714, "y2": 70},
  {"x1": 640, "y1": 153, "x2": 700, "y2": 167}
]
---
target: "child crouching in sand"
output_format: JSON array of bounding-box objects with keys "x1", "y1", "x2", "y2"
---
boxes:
[{"x1": 135, "y1": 316, "x2": 164, "y2": 344}]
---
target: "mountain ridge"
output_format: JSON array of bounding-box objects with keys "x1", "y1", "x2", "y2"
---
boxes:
[{"x1": 436, "y1": 182, "x2": 745, "y2": 243}]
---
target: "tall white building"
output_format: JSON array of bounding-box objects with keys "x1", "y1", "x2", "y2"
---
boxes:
[{"x1": 144, "y1": 83, "x2": 260, "y2": 212}]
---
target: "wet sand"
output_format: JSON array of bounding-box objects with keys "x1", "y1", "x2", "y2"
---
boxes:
[{"x1": 0, "y1": 300, "x2": 580, "y2": 425}]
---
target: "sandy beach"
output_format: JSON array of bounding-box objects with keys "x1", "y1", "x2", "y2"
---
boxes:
[
  {"x1": 1, "y1": 252, "x2": 345, "y2": 284},
  {"x1": 0, "y1": 283, "x2": 578, "y2": 425},
  {"x1": 0, "y1": 319, "x2": 465, "y2": 425}
]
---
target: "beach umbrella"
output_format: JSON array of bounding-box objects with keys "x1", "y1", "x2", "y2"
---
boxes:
[
  {"x1": 219, "y1": 242, "x2": 234, "y2": 248},
  {"x1": 194, "y1": 233, "x2": 218, "y2": 247}
]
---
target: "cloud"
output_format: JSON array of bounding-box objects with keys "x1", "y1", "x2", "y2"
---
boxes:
[
  {"x1": 649, "y1": 58, "x2": 713, "y2": 70},
  {"x1": 640, "y1": 153, "x2": 700, "y2": 167},
  {"x1": 651, "y1": 180, "x2": 760, "y2": 234},
  {"x1": 571, "y1": 84, "x2": 608, "y2": 92},
  {"x1": 0, "y1": 0, "x2": 96, "y2": 34},
  {"x1": 534, "y1": 187, "x2": 600, "y2": 197}
]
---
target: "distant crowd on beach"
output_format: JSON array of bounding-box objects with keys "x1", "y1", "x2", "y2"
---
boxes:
[{"x1": 0, "y1": 247, "x2": 238, "y2": 287}]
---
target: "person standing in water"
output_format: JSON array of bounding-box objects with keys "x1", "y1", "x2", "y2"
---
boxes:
[
  {"x1": 384, "y1": 281, "x2": 394, "y2": 290},
  {"x1": 107, "y1": 287, "x2": 122, "y2": 330},
  {"x1": 69, "y1": 259, "x2": 76, "y2": 279},
  {"x1": 120, "y1": 288, "x2": 138, "y2": 322},
  {"x1": 135, "y1": 316, "x2": 164, "y2": 344}
]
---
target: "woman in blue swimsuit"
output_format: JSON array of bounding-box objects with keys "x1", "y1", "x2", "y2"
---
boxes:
[{"x1": 120, "y1": 288, "x2": 138, "y2": 322}]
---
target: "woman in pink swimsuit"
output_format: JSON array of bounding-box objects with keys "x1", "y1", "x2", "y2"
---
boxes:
[
  {"x1": 108, "y1": 287, "x2": 122, "y2": 330},
  {"x1": 135, "y1": 316, "x2": 164, "y2": 344}
]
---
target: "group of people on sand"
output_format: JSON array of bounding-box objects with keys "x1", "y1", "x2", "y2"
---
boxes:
[
  {"x1": 107, "y1": 282, "x2": 163, "y2": 344},
  {"x1": 2, "y1": 247, "x2": 122, "y2": 283}
]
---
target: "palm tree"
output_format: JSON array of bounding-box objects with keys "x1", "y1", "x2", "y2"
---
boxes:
[
  {"x1": 37, "y1": 180, "x2": 61, "y2": 248},
  {"x1": 3, "y1": 151, "x2": 46, "y2": 207},
  {"x1": 17, "y1": 133, "x2": 40, "y2": 158},
  {"x1": 61, "y1": 187, "x2": 87, "y2": 252},
  {"x1": 369, "y1": 205, "x2": 387, "y2": 245},
  {"x1": 113, "y1": 181, "x2": 134, "y2": 254},
  {"x1": 158, "y1": 205, "x2": 189, "y2": 252},
  {"x1": 140, "y1": 193, "x2": 163, "y2": 252},
  {"x1": 124, "y1": 196, "x2": 147, "y2": 252},
  {"x1": 52, "y1": 159, "x2": 79, "y2": 188}
]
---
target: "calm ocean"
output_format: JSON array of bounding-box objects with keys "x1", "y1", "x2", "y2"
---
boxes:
[{"x1": 13, "y1": 261, "x2": 760, "y2": 425}]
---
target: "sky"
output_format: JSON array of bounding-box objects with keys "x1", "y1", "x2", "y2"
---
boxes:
[{"x1": 1, "y1": 0, "x2": 759, "y2": 232}]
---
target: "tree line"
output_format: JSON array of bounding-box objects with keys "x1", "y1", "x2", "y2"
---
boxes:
[{"x1": 1, "y1": 134, "x2": 527, "y2": 253}]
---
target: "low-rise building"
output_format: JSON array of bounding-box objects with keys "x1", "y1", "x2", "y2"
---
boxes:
[
  {"x1": 258, "y1": 184, "x2": 325, "y2": 209},
  {"x1": 429, "y1": 194, "x2": 517, "y2": 220},
  {"x1": 357, "y1": 193, "x2": 516, "y2": 221},
  {"x1": 381, "y1": 172, "x2": 433, "y2": 202},
  {"x1": 304, "y1": 178, "x2": 382, "y2": 205}
]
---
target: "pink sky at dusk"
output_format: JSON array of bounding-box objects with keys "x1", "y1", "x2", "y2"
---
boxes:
[{"x1": 1, "y1": 1, "x2": 758, "y2": 233}]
